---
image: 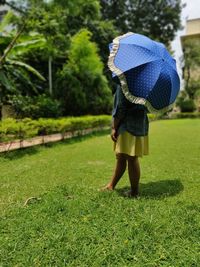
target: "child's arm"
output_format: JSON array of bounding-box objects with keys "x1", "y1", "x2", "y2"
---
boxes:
[
  {"x1": 111, "y1": 116, "x2": 122, "y2": 142},
  {"x1": 111, "y1": 85, "x2": 127, "y2": 141}
]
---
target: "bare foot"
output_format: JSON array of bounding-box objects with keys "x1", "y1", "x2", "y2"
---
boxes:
[{"x1": 99, "y1": 183, "x2": 114, "y2": 192}]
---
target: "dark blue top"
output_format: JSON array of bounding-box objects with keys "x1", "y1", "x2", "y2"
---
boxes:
[{"x1": 112, "y1": 85, "x2": 149, "y2": 136}]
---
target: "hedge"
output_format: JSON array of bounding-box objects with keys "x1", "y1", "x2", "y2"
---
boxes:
[
  {"x1": 0, "y1": 113, "x2": 162, "y2": 143},
  {"x1": 170, "y1": 112, "x2": 200, "y2": 119},
  {"x1": 0, "y1": 115, "x2": 111, "y2": 143}
]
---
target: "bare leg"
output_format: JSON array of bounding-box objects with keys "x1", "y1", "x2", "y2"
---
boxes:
[
  {"x1": 102, "y1": 153, "x2": 127, "y2": 190},
  {"x1": 127, "y1": 156, "x2": 140, "y2": 197}
]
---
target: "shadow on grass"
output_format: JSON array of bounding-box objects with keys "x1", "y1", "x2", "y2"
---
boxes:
[
  {"x1": 0, "y1": 129, "x2": 110, "y2": 161},
  {"x1": 0, "y1": 146, "x2": 39, "y2": 160},
  {"x1": 116, "y1": 179, "x2": 184, "y2": 199}
]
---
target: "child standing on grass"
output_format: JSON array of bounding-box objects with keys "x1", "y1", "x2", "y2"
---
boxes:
[{"x1": 102, "y1": 84, "x2": 149, "y2": 197}]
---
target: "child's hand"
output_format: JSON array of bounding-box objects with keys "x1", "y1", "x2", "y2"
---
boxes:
[{"x1": 111, "y1": 128, "x2": 117, "y2": 142}]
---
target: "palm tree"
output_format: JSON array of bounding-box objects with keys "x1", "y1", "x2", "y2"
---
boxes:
[{"x1": 0, "y1": 11, "x2": 46, "y2": 117}]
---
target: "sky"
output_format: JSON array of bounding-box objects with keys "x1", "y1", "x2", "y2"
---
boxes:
[{"x1": 171, "y1": 0, "x2": 200, "y2": 78}]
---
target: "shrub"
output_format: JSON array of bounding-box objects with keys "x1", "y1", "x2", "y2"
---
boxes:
[
  {"x1": 33, "y1": 95, "x2": 62, "y2": 119},
  {"x1": 9, "y1": 94, "x2": 62, "y2": 119},
  {"x1": 177, "y1": 99, "x2": 196, "y2": 112},
  {"x1": 0, "y1": 115, "x2": 111, "y2": 142},
  {"x1": 55, "y1": 29, "x2": 112, "y2": 116},
  {"x1": 170, "y1": 112, "x2": 200, "y2": 119}
]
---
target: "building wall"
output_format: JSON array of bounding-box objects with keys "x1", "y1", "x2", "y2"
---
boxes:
[{"x1": 185, "y1": 18, "x2": 200, "y2": 35}]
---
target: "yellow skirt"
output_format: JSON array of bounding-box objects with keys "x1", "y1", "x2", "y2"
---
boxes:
[{"x1": 114, "y1": 131, "x2": 149, "y2": 157}]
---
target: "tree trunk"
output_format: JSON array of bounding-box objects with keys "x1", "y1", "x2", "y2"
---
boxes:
[
  {"x1": 48, "y1": 56, "x2": 53, "y2": 95},
  {"x1": 185, "y1": 66, "x2": 190, "y2": 95},
  {"x1": 1, "y1": 104, "x2": 16, "y2": 119}
]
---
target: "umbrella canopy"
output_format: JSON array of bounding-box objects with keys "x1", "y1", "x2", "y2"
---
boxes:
[{"x1": 108, "y1": 32, "x2": 180, "y2": 113}]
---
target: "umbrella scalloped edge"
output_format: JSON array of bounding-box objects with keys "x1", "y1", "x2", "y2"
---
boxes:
[{"x1": 108, "y1": 32, "x2": 175, "y2": 114}]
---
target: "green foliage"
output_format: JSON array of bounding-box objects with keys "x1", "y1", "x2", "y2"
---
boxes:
[
  {"x1": 56, "y1": 29, "x2": 112, "y2": 116},
  {"x1": 6, "y1": 0, "x2": 116, "y2": 117},
  {"x1": 2, "y1": 0, "x2": 183, "y2": 118},
  {"x1": 176, "y1": 90, "x2": 186, "y2": 107},
  {"x1": 0, "y1": 11, "x2": 48, "y2": 108},
  {"x1": 183, "y1": 39, "x2": 200, "y2": 68},
  {"x1": 176, "y1": 90, "x2": 197, "y2": 112},
  {"x1": 194, "y1": 92, "x2": 200, "y2": 112},
  {"x1": 0, "y1": 117, "x2": 38, "y2": 141},
  {"x1": 185, "y1": 79, "x2": 200, "y2": 100},
  {"x1": 9, "y1": 94, "x2": 62, "y2": 119},
  {"x1": 177, "y1": 98, "x2": 196, "y2": 112},
  {"x1": 7, "y1": 59, "x2": 45, "y2": 82},
  {"x1": 170, "y1": 112, "x2": 200, "y2": 119},
  {"x1": 68, "y1": 30, "x2": 103, "y2": 75},
  {"x1": 0, "y1": 35, "x2": 13, "y2": 52},
  {"x1": 0, "y1": 30, "x2": 46, "y2": 104},
  {"x1": 88, "y1": 20, "x2": 118, "y2": 64},
  {"x1": 182, "y1": 39, "x2": 200, "y2": 98},
  {"x1": 0, "y1": 115, "x2": 111, "y2": 142},
  {"x1": 19, "y1": 0, "x2": 102, "y2": 57},
  {"x1": 0, "y1": 119, "x2": 200, "y2": 266},
  {"x1": 100, "y1": 0, "x2": 183, "y2": 46},
  {"x1": 147, "y1": 113, "x2": 156, "y2": 121},
  {"x1": 0, "y1": 10, "x2": 14, "y2": 33},
  {"x1": 10, "y1": 35, "x2": 47, "y2": 57}
]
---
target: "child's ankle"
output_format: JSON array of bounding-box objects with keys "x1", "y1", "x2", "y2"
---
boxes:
[{"x1": 130, "y1": 188, "x2": 139, "y2": 196}]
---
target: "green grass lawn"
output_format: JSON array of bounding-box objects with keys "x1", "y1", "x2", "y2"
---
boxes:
[{"x1": 0, "y1": 119, "x2": 200, "y2": 266}]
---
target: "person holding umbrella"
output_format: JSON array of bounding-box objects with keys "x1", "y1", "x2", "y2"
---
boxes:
[
  {"x1": 101, "y1": 33, "x2": 180, "y2": 197},
  {"x1": 102, "y1": 83, "x2": 149, "y2": 197}
]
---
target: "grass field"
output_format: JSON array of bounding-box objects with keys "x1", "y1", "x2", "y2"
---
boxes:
[{"x1": 0, "y1": 119, "x2": 200, "y2": 266}]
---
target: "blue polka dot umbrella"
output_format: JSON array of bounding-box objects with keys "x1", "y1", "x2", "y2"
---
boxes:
[{"x1": 108, "y1": 32, "x2": 180, "y2": 113}]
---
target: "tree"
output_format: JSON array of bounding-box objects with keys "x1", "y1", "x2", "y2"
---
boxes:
[
  {"x1": 3, "y1": 0, "x2": 116, "y2": 116},
  {"x1": 176, "y1": 90, "x2": 196, "y2": 112},
  {"x1": 176, "y1": 38, "x2": 200, "y2": 112},
  {"x1": 0, "y1": 12, "x2": 46, "y2": 107},
  {"x1": 56, "y1": 29, "x2": 112, "y2": 115},
  {"x1": 182, "y1": 39, "x2": 200, "y2": 99},
  {"x1": 194, "y1": 88, "x2": 200, "y2": 112},
  {"x1": 12, "y1": 0, "x2": 113, "y2": 95},
  {"x1": 100, "y1": 0, "x2": 183, "y2": 46},
  {"x1": 13, "y1": 0, "x2": 117, "y2": 68}
]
